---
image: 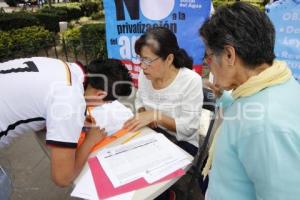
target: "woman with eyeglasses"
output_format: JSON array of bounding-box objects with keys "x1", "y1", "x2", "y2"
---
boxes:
[
  {"x1": 200, "y1": 2, "x2": 300, "y2": 200},
  {"x1": 123, "y1": 27, "x2": 203, "y2": 157}
]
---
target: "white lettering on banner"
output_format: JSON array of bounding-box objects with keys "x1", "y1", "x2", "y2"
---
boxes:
[
  {"x1": 119, "y1": 36, "x2": 131, "y2": 59},
  {"x1": 131, "y1": 36, "x2": 139, "y2": 59},
  {"x1": 283, "y1": 12, "x2": 300, "y2": 21},
  {"x1": 179, "y1": 3, "x2": 187, "y2": 7},
  {"x1": 180, "y1": 0, "x2": 201, "y2": 9},
  {"x1": 289, "y1": 62, "x2": 300, "y2": 70},
  {"x1": 282, "y1": 37, "x2": 300, "y2": 48},
  {"x1": 180, "y1": 0, "x2": 196, "y2": 3},
  {"x1": 118, "y1": 36, "x2": 140, "y2": 62},
  {"x1": 286, "y1": 26, "x2": 300, "y2": 34},
  {"x1": 188, "y1": 3, "x2": 202, "y2": 9},
  {"x1": 281, "y1": 51, "x2": 300, "y2": 60},
  {"x1": 140, "y1": 0, "x2": 175, "y2": 20},
  {"x1": 116, "y1": 21, "x2": 177, "y2": 35}
]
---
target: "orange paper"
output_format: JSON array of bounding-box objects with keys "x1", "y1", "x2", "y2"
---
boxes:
[{"x1": 78, "y1": 128, "x2": 129, "y2": 152}]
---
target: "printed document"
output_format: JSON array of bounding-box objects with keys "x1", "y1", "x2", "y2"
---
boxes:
[
  {"x1": 97, "y1": 133, "x2": 191, "y2": 188},
  {"x1": 71, "y1": 169, "x2": 134, "y2": 200}
]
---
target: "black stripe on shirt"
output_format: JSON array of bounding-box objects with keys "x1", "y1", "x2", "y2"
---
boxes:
[
  {"x1": 0, "y1": 117, "x2": 45, "y2": 138},
  {"x1": 46, "y1": 140, "x2": 77, "y2": 148}
]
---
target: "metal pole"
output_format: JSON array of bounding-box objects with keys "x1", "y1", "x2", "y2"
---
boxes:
[{"x1": 62, "y1": 37, "x2": 69, "y2": 62}]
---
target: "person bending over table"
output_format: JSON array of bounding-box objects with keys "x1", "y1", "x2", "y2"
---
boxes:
[
  {"x1": 124, "y1": 27, "x2": 203, "y2": 157},
  {"x1": 0, "y1": 57, "x2": 132, "y2": 187}
]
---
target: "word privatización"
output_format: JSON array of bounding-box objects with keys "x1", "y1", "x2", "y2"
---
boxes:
[{"x1": 117, "y1": 22, "x2": 177, "y2": 35}]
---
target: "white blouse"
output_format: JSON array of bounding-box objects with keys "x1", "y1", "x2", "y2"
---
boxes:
[{"x1": 135, "y1": 68, "x2": 203, "y2": 147}]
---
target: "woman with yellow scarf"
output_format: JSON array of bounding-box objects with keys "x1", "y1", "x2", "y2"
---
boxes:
[{"x1": 199, "y1": 2, "x2": 300, "y2": 200}]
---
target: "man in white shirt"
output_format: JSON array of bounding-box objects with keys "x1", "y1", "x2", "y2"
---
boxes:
[{"x1": 0, "y1": 57, "x2": 132, "y2": 187}]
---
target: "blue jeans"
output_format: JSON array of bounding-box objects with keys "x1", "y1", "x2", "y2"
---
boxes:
[{"x1": 0, "y1": 166, "x2": 11, "y2": 200}]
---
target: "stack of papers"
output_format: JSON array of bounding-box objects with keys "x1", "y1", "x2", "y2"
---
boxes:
[
  {"x1": 98, "y1": 133, "x2": 191, "y2": 187},
  {"x1": 72, "y1": 132, "x2": 192, "y2": 200},
  {"x1": 91, "y1": 101, "x2": 133, "y2": 136},
  {"x1": 71, "y1": 169, "x2": 134, "y2": 200},
  {"x1": 87, "y1": 155, "x2": 184, "y2": 199}
]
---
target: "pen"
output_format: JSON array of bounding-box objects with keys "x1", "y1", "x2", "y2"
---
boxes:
[
  {"x1": 87, "y1": 107, "x2": 93, "y2": 118},
  {"x1": 87, "y1": 107, "x2": 96, "y2": 124},
  {"x1": 122, "y1": 130, "x2": 141, "y2": 144}
]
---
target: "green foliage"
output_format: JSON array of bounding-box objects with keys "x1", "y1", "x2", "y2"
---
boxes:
[
  {"x1": 212, "y1": 0, "x2": 233, "y2": 8},
  {"x1": 34, "y1": 12, "x2": 60, "y2": 32},
  {"x1": 0, "y1": 6, "x2": 84, "y2": 32},
  {"x1": 4, "y1": 0, "x2": 17, "y2": 7},
  {"x1": 39, "y1": 6, "x2": 83, "y2": 22},
  {"x1": 0, "y1": 31, "x2": 14, "y2": 60},
  {"x1": 62, "y1": 27, "x2": 81, "y2": 57},
  {"x1": 240, "y1": 0, "x2": 266, "y2": 9},
  {"x1": 90, "y1": 10, "x2": 104, "y2": 20},
  {"x1": 0, "y1": 26, "x2": 54, "y2": 62},
  {"x1": 80, "y1": 1, "x2": 100, "y2": 17},
  {"x1": 80, "y1": 23, "x2": 106, "y2": 60},
  {"x1": 12, "y1": 26, "x2": 53, "y2": 53},
  {"x1": 53, "y1": 2, "x2": 81, "y2": 9},
  {"x1": 63, "y1": 27, "x2": 80, "y2": 43},
  {"x1": 39, "y1": 7, "x2": 69, "y2": 21},
  {"x1": 0, "y1": 12, "x2": 39, "y2": 31},
  {"x1": 212, "y1": 0, "x2": 266, "y2": 9},
  {"x1": 61, "y1": 6, "x2": 84, "y2": 21},
  {"x1": 0, "y1": 1, "x2": 102, "y2": 32},
  {"x1": 62, "y1": 23, "x2": 107, "y2": 60}
]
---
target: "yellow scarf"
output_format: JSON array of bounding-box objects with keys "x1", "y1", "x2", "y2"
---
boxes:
[
  {"x1": 202, "y1": 60, "x2": 292, "y2": 178},
  {"x1": 232, "y1": 60, "x2": 292, "y2": 99}
]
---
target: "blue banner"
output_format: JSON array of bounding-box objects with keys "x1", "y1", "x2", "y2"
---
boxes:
[
  {"x1": 103, "y1": 0, "x2": 211, "y2": 83},
  {"x1": 266, "y1": 0, "x2": 300, "y2": 82}
]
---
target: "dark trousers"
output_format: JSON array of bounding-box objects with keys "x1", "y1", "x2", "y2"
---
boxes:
[{"x1": 152, "y1": 127, "x2": 209, "y2": 195}]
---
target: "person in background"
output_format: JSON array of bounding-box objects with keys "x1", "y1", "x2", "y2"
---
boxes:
[
  {"x1": 199, "y1": 2, "x2": 300, "y2": 199},
  {"x1": 0, "y1": 57, "x2": 132, "y2": 187},
  {"x1": 124, "y1": 27, "x2": 203, "y2": 157}
]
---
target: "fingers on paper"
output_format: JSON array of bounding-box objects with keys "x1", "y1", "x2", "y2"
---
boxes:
[{"x1": 124, "y1": 119, "x2": 142, "y2": 132}]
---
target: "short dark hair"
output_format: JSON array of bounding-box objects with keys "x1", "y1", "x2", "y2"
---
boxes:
[
  {"x1": 199, "y1": 2, "x2": 275, "y2": 67},
  {"x1": 86, "y1": 58, "x2": 132, "y2": 101},
  {"x1": 135, "y1": 27, "x2": 193, "y2": 69}
]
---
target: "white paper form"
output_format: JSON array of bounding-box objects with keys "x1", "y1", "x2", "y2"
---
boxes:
[
  {"x1": 97, "y1": 134, "x2": 191, "y2": 188},
  {"x1": 144, "y1": 157, "x2": 191, "y2": 183},
  {"x1": 71, "y1": 169, "x2": 98, "y2": 200},
  {"x1": 71, "y1": 168, "x2": 134, "y2": 200},
  {"x1": 91, "y1": 101, "x2": 133, "y2": 136}
]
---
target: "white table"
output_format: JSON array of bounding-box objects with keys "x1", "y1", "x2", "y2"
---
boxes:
[{"x1": 74, "y1": 127, "x2": 194, "y2": 200}]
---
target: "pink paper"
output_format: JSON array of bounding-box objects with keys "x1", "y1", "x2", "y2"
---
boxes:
[{"x1": 88, "y1": 157, "x2": 185, "y2": 199}]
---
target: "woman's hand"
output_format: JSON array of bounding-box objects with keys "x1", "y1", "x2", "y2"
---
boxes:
[
  {"x1": 148, "y1": 121, "x2": 158, "y2": 129},
  {"x1": 123, "y1": 110, "x2": 157, "y2": 131}
]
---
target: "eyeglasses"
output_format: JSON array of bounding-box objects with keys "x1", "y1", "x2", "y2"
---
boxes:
[
  {"x1": 203, "y1": 52, "x2": 214, "y2": 66},
  {"x1": 138, "y1": 56, "x2": 160, "y2": 66}
]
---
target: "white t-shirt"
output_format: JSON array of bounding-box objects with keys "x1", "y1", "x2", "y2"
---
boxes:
[
  {"x1": 0, "y1": 57, "x2": 86, "y2": 148},
  {"x1": 135, "y1": 68, "x2": 203, "y2": 147}
]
